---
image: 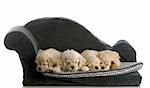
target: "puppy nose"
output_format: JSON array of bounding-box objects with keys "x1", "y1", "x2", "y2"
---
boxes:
[
  {"x1": 101, "y1": 66, "x2": 104, "y2": 69},
  {"x1": 38, "y1": 67, "x2": 41, "y2": 71},
  {"x1": 95, "y1": 66, "x2": 98, "y2": 69},
  {"x1": 71, "y1": 66, "x2": 74, "y2": 69}
]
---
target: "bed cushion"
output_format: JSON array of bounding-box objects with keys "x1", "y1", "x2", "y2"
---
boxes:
[{"x1": 43, "y1": 62, "x2": 143, "y2": 78}]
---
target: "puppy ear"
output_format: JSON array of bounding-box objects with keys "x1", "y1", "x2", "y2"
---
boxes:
[
  {"x1": 47, "y1": 59, "x2": 50, "y2": 67},
  {"x1": 113, "y1": 51, "x2": 121, "y2": 59},
  {"x1": 97, "y1": 52, "x2": 103, "y2": 59},
  {"x1": 61, "y1": 54, "x2": 67, "y2": 69},
  {"x1": 78, "y1": 55, "x2": 86, "y2": 68},
  {"x1": 38, "y1": 49, "x2": 43, "y2": 53},
  {"x1": 119, "y1": 56, "x2": 121, "y2": 59},
  {"x1": 35, "y1": 59, "x2": 38, "y2": 64},
  {"x1": 117, "y1": 53, "x2": 121, "y2": 59}
]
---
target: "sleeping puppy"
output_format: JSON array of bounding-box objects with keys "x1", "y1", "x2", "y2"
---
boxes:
[
  {"x1": 81, "y1": 50, "x2": 101, "y2": 71},
  {"x1": 35, "y1": 48, "x2": 62, "y2": 73},
  {"x1": 97, "y1": 50, "x2": 121, "y2": 70},
  {"x1": 62, "y1": 49, "x2": 88, "y2": 72}
]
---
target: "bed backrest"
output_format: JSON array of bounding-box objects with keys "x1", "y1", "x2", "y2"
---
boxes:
[{"x1": 25, "y1": 17, "x2": 111, "y2": 52}]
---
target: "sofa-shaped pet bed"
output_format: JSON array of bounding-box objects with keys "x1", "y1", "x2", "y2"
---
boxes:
[{"x1": 4, "y1": 17, "x2": 142, "y2": 86}]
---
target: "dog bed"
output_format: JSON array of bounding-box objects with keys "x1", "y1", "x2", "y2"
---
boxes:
[{"x1": 4, "y1": 17, "x2": 143, "y2": 86}]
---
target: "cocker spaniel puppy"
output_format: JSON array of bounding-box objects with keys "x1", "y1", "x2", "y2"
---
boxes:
[
  {"x1": 35, "y1": 48, "x2": 62, "y2": 73},
  {"x1": 61, "y1": 49, "x2": 88, "y2": 72},
  {"x1": 81, "y1": 50, "x2": 101, "y2": 71},
  {"x1": 97, "y1": 50, "x2": 121, "y2": 70}
]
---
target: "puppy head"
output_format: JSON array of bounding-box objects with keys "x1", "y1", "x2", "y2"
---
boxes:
[
  {"x1": 86, "y1": 56, "x2": 101, "y2": 71},
  {"x1": 98, "y1": 50, "x2": 121, "y2": 70},
  {"x1": 100, "y1": 60, "x2": 121, "y2": 70},
  {"x1": 62, "y1": 49, "x2": 85, "y2": 72},
  {"x1": 65, "y1": 56, "x2": 79, "y2": 71},
  {"x1": 100, "y1": 61, "x2": 111, "y2": 70},
  {"x1": 109, "y1": 51, "x2": 121, "y2": 69},
  {"x1": 35, "y1": 49, "x2": 49, "y2": 72}
]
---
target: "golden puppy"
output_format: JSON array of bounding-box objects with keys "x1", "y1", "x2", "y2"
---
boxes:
[
  {"x1": 97, "y1": 50, "x2": 121, "y2": 70},
  {"x1": 61, "y1": 49, "x2": 88, "y2": 72},
  {"x1": 35, "y1": 48, "x2": 62, "y2": 73},
  {"x1": 81, "y1": 50, "x2": 101, "y2": 71}
]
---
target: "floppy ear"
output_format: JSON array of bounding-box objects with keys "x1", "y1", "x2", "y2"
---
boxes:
[
  {"x1": 47, "y1": 59, "x2": 50, "y2": 67},
  {"x1": 78, "y1": 55, "x2": 86, "y2": 68},
  {"x1": 119, "y1": 55, "x2": 121, "y2": 59},
  {"x1": 61, "y1": 54, "x2": 67, "y2": 69},
  {"x1": 35, "y1": 59, "x2": 38, "y2": 64},
  {"x1": 117, "y1": 53, "x2": 121, "y2": 59},
  {"x1": 38, "y1": 49, "x2": 43, "y2": 53},
  {"x1": 113, "y1": 51, "x2": 121, "y2": 59}
]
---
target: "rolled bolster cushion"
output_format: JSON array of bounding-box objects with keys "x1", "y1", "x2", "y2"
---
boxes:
[
  {"x1": 4, "y1": 26, "x2": 39, "y2": 56},
  {"x1": 112, "y1": 40, "x2": 136, "y2": 62}
]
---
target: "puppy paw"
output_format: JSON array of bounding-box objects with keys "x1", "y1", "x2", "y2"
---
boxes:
[
  {"x1": 80, "y1": 66, "x2": 89, "y2": 72},
  {"x1": 52, "y1": 67, "x2": 62, "y2": 73},
  {"x1": 103, "y1": 66, "x2": 110, "y2": 71}
]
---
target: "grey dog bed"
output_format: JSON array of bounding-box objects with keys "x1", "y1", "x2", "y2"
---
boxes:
[
  {"x1": 4, "y1": 17, "x2": 143, "y2": 86},
  {"x1": 43, "y1": 62, "x2": 143, "y2": 78}
]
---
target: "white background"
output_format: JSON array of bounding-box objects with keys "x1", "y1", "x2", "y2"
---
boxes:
[{"x1": 0, "y1": 0, "x2": 149, "y2": 88}]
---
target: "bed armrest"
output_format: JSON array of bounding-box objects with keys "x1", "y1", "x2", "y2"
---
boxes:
[
  {"x1": 4, "y1": 26, "x2": 40, "y2": 77},
  {"x1": 4, "y1": 26, "x2": 39, "y2": 56}
]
